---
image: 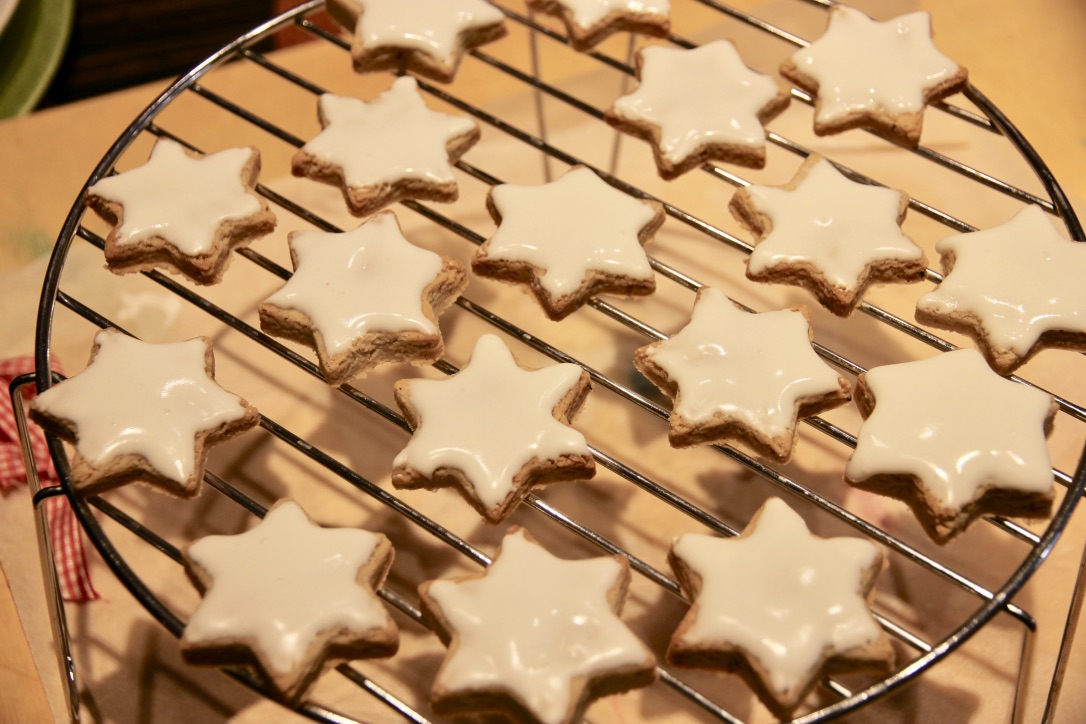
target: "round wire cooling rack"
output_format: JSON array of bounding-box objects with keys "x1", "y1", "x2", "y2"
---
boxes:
[{"x1": 21, "y1": 0, "x2": 1086, "y2": 721}]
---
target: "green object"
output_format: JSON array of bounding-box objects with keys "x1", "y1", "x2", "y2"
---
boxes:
[{"x1": 0, "y1": 0, "x2": 75, "y2": 117}]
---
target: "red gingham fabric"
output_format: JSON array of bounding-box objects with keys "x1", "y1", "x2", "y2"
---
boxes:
[{"x1": 1, "y1": 356, "x2": 100, "y2": 603}]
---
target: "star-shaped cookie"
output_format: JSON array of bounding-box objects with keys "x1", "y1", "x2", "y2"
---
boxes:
[
  {"x1": 845, "y1": 349, "x2": 1057, "y2": 543},
  {"x1": 606, "y1": 40, "x2": 790, "y2": 178},
  {"x1": 327, "y1": 0, "x2": 507, "y2": 82},
  {"x1": 392, "y1": 334, "x2": 594, "y2": 522},
  {"x1": 729, "y1": 155, "x2": 927, "y2": 316},
  {"x1": 29, "y1": 329, "x2": 259, "y2": 498},
  {"x1": 181, "y1": 500, "x2": 398, "y2": 701},
  {"x1": 259, "y1": 212, "x2": 467, "y2": 385},
  {"x1": 85, "y1": 138, "x2": 276, "y2": 284},
  {"x1": 915, "y1": 204, "x2": 1086, "y2": 375},
  {"x1": 668, "y1": 497, "x2": 892, "y2": 717},
  {"x1": 472, "y1": 165, "x2": 664, "y2": 320},
  {"x1": 526, "y1": 0, "x2": 670, "y2": 50},
  {"x1": 634, "y1": 288, "x2": 850, "y2": 460},
  {"x1": 418, "y1": 527, "x2": 656, "y2": 724},
  {"x1": 292, "y1": 76, "x2": 480, "y2": 217},
  {"x1": 781, "y1": 6, "x2": 968, "y2": 146}
]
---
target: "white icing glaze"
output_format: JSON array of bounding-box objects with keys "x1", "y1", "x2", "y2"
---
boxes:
[
  {"x1": 643, "y1": 288, "x2": 843, "y2": 437},
  {"x1": 87, "y1": 139, "x2": 262, "y2": 255},
  {"x1": 553, "y1": 0, "x2": 669, "y2": 29},
  {"x1": 484, "y1": 166, "x2": 656, "y2": 297},
  {"x1": 744, "y1": 157, "x2": 923, "y2": 289},
  {"x1": 264, "y1": 213, "x2": 444, "y2": 354},
  {"x1": 427, "y1": 528, "x2": 651, "y2": 724},
  {"x1": 357, "y1": 0, "x2": 504, "y2": 63},
  {"x1": 183, "y1": 501, "x2": 391, "y2": 677},
  {"x1": 610, "y1": 40, "x2": 781, "y2": 163},
  {"x1": 671, "y1": 498, "x2": 883, "y2": 697},
  {"x1": 303, "y1": 76, "x2": 477, "y2": 189},
  {"x1": 846, "y1": 349, "x2": 1054, "y2": 510},
  {"x1": 32, "y1": 330, "x2": 249, "y2": 484},
  {"x1": 393, "y1": 334, "x2": 589, "y2": 511},
  {"x1": 917, "y1": 204, "x2": 1086, "y2": 357},
  {"x1": 789, "y1": 7, "x2": 962, "y2": 124}
]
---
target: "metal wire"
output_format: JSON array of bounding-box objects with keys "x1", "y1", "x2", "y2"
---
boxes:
[{"x1": 28, "y1": 1, "x2": 1086, "y2": 722}]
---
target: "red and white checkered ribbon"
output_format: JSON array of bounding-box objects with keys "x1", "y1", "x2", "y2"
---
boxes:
[{"x1": 1, "y1": 356, "x2": 100, "y2": 603}]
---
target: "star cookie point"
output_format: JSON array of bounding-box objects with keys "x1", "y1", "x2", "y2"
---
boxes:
[
  {"x1": 392, "y1": 334, "x2": 594, "y2": 522},
  {"x1": 419, "y1": 526, "x2": 655, "y2": 723},
  {"x1": 181, "y1": 500, "x2": 398, "y2": 701}
]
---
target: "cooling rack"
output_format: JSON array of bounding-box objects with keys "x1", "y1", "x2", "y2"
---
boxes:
[{"x1": 18, "y1": 0, "x2": 1086, "y2": 721}]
